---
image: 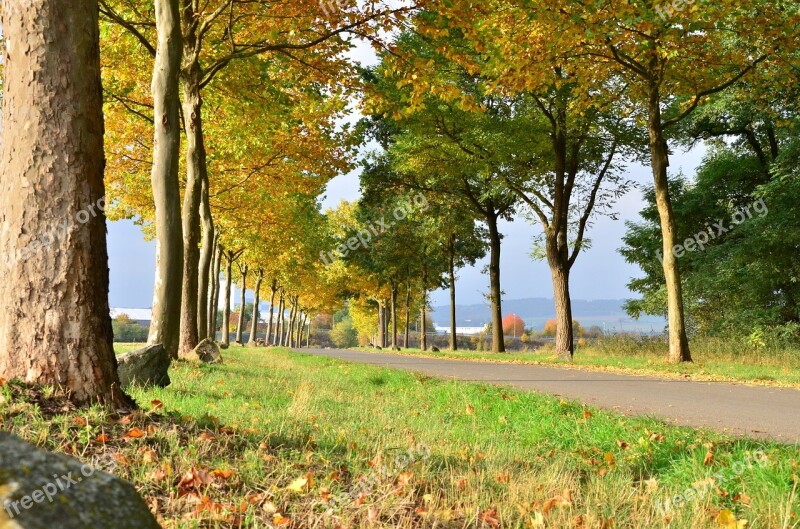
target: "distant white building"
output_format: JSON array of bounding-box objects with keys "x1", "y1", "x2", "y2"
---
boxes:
[
  {"x1": 110, "y1": 308, "x2": 152, "y2": 327},
  {"x1": 434, "y1": 326, "x2": 487, "y2": 336}
]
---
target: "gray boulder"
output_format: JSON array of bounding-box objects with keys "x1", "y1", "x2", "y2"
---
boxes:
[
  {"x1": 192, "y1": 339, "x2": 222, "y2": 364},
  {"x1": 0, "y1": 432, "x2": 160, "y2": 528},
  {"x1": 117, "y1": 345, "x2": 170, "y2": 389}
]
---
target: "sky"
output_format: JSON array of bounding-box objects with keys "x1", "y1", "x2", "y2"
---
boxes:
[{"x1": 107, "y1": 29, "x2": 708, "y2": 310}]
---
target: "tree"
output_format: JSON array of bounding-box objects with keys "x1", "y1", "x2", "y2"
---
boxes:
[
  {"x1": 146, "y1": 0, "x2": 183, "y2": 359},
  {"x1": 0, "y1": 0, "x2": 128, "y2": 406},
  {"x1": 502, "y1": 314, "x2": 525, "y2": 338}
]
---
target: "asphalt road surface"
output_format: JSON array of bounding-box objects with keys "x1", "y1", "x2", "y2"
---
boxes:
[{"x1": 301, "y1": 348, "x2": 800, "y2": 444}]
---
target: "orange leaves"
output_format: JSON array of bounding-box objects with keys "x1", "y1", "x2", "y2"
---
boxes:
[
  {"x1": 124, "y1": 427, "x2": 146, "y2": 439},
  {"x1": 177, "y1": 468, "x2": 213, "y2": 497},
  {"x1": 479, "y1": 508, "x2": 500, "y2": 528}
]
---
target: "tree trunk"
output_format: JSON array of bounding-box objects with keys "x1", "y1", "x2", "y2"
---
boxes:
[
  {"x1": 404, "y1": 282, "x2": 411, "y2": 348},
  {"x1": 197, "y1": 185, "x2": 214, "y2": 340},
  {"x1": 486, "y1": 212, "x2": 506, "y2": 353},
  {"x1": 221, "y1": 253, "x2": 233, "y2": 347},
  {"x1": 648, "y1": 84, "x2": 692, "y2": 363},
  {"x1": 377, "y1": 301, "x2": 386, "y2": 348},
  {"x1": 177, "y1": 53, "x2": 206, "y2": 356},
  {"x1": 274, "y1": 292, "x2": 284, "y2": 346},
  {"x1": 284, "y1": 302, "x2": 296, "y2": 347},
  {"x1": 305, "y1": 315, "x2": 312, "y2": 347},
  {"x1": 266, "y1": 280, "x2": 277, "y2": 346},
  {"x1": 146, "y1": 0, "x2": 184, "y2": 361},
  {"x1": 0, "y1": 0, "x2": 128, "y2": 405},
  {"x1": 235, "y1": 265, "x2": 247, "y2": 344},
  {"x1": 248, "y1": 272, "x2": 263, "y2": 346},
  {"x1": 448, "y1": 237, "x2": 457, "y2": 351},
  {"x1": 391, "y1": 286, "x2": 398, "y2": 348},
  {"x1": 420, "y1": 295, "x2": 428, "y2": 352},
  {"x1": 550, "y1": 264, "x2": 574, "y2": 359},
  {"x1": 208, "y1": 243, "x2": 222, "y2": 340}
]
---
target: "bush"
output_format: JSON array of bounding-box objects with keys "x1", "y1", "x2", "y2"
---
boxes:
[
  {"x1": 331, "y1": 317, "x2": 358, "y2": 348},
  {"x1": 112, "y1": 315, "x2": 149, "y2": 343}
]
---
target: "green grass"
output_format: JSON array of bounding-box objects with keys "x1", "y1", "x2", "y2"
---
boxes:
[
  {"x1": 358, "y1": 337, "x2": 800, "y2": 387},
  {"x1": 115, "y1": 342, "x2": 148, "y2": 355},
  {"x1": 1, "y1": 346, "x2": 798, "y2": 528}
]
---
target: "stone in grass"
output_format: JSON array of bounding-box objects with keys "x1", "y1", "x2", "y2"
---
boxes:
[
  {"x1": 0, "y1": 432, "x2": 160, "y2": 529},
  {"x1": 117, "y1": 344, "x2": 170, "y2": 389},
  {"x1": 431, "y1": 346, "x2": 441, "y2": 352},
  {"x1": 191, "y1": 338, "x2": 223, "y2": 364}
]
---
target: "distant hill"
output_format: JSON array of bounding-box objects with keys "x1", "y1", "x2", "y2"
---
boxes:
[{"x1": 430, "y1": 298, "x2": 665, "y2": 334}]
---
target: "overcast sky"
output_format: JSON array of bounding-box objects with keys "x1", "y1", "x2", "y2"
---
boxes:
[{"x1": 107, "y1": 30, "x2": 707, "y2": 309}]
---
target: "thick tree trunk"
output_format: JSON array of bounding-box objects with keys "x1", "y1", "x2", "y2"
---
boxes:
[
  {"x1": 235, "y1": 266, "x2": 247, "y2": 344},
  {"x1": 448, "y1": 238, "x2": 457, "y2": 351},
  {"x1": 0, "y1": 0, "x2": 128, "y2": 405},
  {"x1": 146, "y1": 0, "x2": 184, "y2": 361},
  {"x1": 284, "y1": 302, "x2": 296, "y2": 347},
  {"x1": 486, "y1": 213, "x2": 506, "y2": 353},
  {"x1": 208, "y1": 243, "x2": 222, "y2": 340},
  {"x1": 266, "y1": 280, "x2": 277, "y2": 346},
  {"x1": 248, "y1": 272, "x2": 263, "y2": 346},
  {"x1": 550, "y1": 264, "x2": 574, "y2": 359},
  {"x1": 221, "y1": 253, "x2": 233, "y2": 347},
  {"x1": 648, "y1": 85, "x2": 692, "y2": 363},
  {"x1": 177, "y1": 56, "x2": 205, "y2": 356},
  {"x1": 390, "y1": 286, "x2": 398, "y2": 348},
  {"x1": 305, "y1": 315, "x2": 312, "y2": 347},
  {"x1": 197, "y1": 187, "x2": 214, "y2": 339}
]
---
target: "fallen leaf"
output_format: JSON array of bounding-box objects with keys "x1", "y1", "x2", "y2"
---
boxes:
[
  {"x1": 286, "y1": 476, "x2": 309, "y2": 493},
  {"x1": 466, "y1": 404, "x2": 475, "y2": 415},
  {"x1": 479, "y1": 508, "x2": 499, "y2": 528},
  {"x1": 704, "y1": 450, "x2": 715, "y2": 466},
  {"x1": 124, "y1": 427, "x2": 146, "y2": 439},
  {"x1": 616, "y1": 439, "x2": 629, "y2": 449},
  {"x1": 583, "y1": 410, "x2": 593, "y2": 419},
  {"x1": 273, "y1": 513, "x2": 291, "y2": 526},
  {"x1": 95, "y1": 434, "x2": 111, "y2": 444},
  {"x1": 211, "y1": 468, "x2": 235, "y2": 480},
  {"x1": 150, "y1": 399, "x2": 164, "y2": 410}
]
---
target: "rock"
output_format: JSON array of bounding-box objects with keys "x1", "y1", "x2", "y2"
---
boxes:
[
  {"x1": 219, "y1": 342, "x2": 230, "y2": 350},
  {"x1": 117, "y1": 344, "x2": 170, "y2": 389},
  {"x1": 0, "y1": 432, "x2": 160, "y2": 529},
  {"x1": 391, "y1": 346, "x2": 401, "y2": 351},
  {"x1": 431, "y1": 346, "x2": 440, "y2": 352},
  {"x1": 192, "y1": 339, "x2": 222, "y2": 364}
]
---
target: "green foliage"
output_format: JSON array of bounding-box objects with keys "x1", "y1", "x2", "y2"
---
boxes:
[
  {"x1": 112, "y1": 314, "x2": 148, "y2": 343},
  {"x1": 330, "y1": 316, "x2": 358, "y2": 348}
]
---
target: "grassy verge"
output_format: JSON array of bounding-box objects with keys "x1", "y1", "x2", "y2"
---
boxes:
[
  {"x1": 356, "y1": 338, "x2": 800, "y2": 388},
  {"x1": 1, "y1": 347, "x2": 798, "y2": 528}
]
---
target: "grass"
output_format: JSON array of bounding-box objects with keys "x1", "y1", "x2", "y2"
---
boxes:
[
  {"x1": 356, "y1": 336, "x2": 800, "y2": 388},
  {"x1": 1, "y1": 346, "x2": 798, "y2": 528}
]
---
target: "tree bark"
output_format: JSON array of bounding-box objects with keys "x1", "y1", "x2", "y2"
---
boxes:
[
  {"x1": 390, "y1": 286, "x2": 398, "y2": 349},
  {"x1": 248, "y1": 271, "x2": 263, "y2": 346},
  {"x1": 404, "y1": 282, "x2": 411, "y2": 348},
  {"x1": 266, "y1": 279, "x2": 277, "y2": 346},
  {"x1": 486, "y1": 212, "x2": 506, "y2": 353},
  {"x1": 420, "y1": 295, "x2": 428, "y2": 352},
  {"x1": 377, "y1": 301, "x2": 386, "y2": 348},
  {"x1": 274, "y1": 291, "x2": 284, "y2": 346},
  {"x1": 146, "y1": 0, "x2": 184, "y2": 361},
  {"x1": 197, "y1": 185, "x2": 214, "y2": 340},
  {"x1": 208, "y1": 242, "x2": 222, "y2": 340},
  {"x1": 284, "y1": 301, "x2": 296, "y2": 347},
  {"x1": 0, "y1": 0, "x2": 128, "y2": 405},
  {"x1": 177, "y1": 51, "x2": 205, "y2": 356},
  {"x1": 235, "y1": 264, "x2": 247, "y2": 344},
  {"x1": 221, "y1": 252, "x2": 234, "y2": 347},
  {"x1": 550, "y1": 264, "x2": 574, "y2": 359},
  {"x1": 648, "y1": 84, "x2": 692, "y2": 363},
  {"x1": 448, "y1": 235, "x2": 457, "y2": 351}
]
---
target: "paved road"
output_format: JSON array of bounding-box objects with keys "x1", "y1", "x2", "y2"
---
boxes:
[{"x1": 301, "y1": 348, "x2": 800, "y2": 443}]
